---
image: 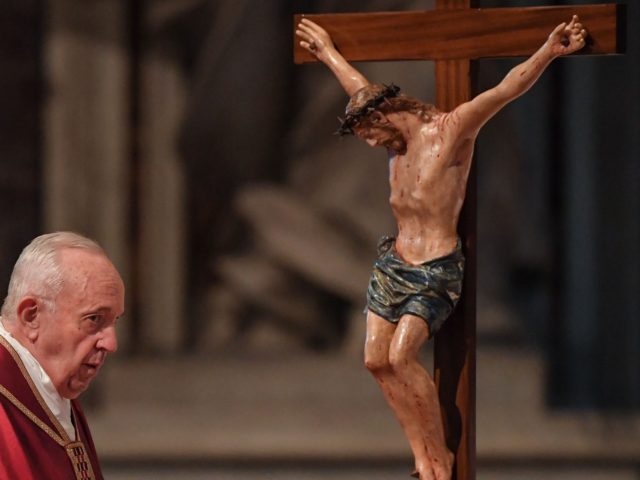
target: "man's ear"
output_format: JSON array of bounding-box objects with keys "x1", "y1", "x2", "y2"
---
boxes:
[{"x1": 16, "y1": 297, "x2": 40, "y2": 340}]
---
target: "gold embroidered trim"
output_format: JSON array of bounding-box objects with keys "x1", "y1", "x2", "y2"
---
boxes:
[
  {"x1": 66, "y1": 441, "x2": 97, "y2": 480},
  {"x1": 0, "y1": 384, "x2": 65, "y2": 446},
  {"x1": 0, "y1": 338, "x2": 96, "y2": 480},
  {"x1": 0, "y1": 335, "x2": 71, "y2": 442}
]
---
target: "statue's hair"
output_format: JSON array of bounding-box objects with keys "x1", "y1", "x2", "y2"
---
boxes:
[
  {"x1": 376, "y1": 95, "x2": 439, "y2": 123},
  {"x1": 1, "y1": 232, "x2": 105, "y2": 320},
  {"x1": 337, "y1": 84, "x2": 439, "y2": 135}
]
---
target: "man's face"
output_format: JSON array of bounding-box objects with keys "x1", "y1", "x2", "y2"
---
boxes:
[
  {"x1": 353, "y1": 111, "x2": 407, "y2": 153},
  {"x1": 34, "y1": 249, "x2": 124, "y2": 399}
]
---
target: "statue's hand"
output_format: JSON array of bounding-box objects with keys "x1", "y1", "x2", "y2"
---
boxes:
[
  {"x1": 296, "y1": 18, "x2": 336, "y2": 61},
  {"x1": 547, "y1": 15, "x2": 588, "y2": 57}
]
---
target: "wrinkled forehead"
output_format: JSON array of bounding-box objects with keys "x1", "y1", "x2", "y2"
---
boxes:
[{"x1": 58, "y1": 248, "x2": 124, "y2": 294}]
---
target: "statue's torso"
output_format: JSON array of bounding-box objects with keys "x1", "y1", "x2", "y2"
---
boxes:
[{"x1": 388, "y1": 112, "x2": 474, "y2": 264}]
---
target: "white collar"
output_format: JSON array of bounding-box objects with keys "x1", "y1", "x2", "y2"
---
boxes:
[{"x1": 0, "y1": 317, "x2": 76, "y2": 440}]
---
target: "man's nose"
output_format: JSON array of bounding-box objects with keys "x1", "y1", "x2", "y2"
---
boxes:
[{"x1": 98, "y1": 325, "x2": 118, "y2": 353}]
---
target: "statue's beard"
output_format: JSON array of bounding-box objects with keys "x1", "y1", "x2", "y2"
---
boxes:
[
  {"x1": 376, "y1": 126, "x2": 407, "y2": 154},
  {"x1": 356, "y1": 122, "x2": 407, "y2": 154},
  {"x1": 381, "y1": 135, "x2": 407, "y2": 154}
]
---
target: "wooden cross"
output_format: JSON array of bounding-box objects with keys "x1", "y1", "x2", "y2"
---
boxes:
[{"x1": 293, "y1": 2, "x2": 623, "y2": 478}]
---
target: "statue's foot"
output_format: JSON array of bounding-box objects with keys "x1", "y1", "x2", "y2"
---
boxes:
[
  {"x1": 413, "y1": 462, "x2": 435, "y2": 480},
  {"x1": 430, "y1": 450, "x2": 454, "y2": 480},
  {"x1": 415, "y1": 448, "x2": 453, "y2": 480}
]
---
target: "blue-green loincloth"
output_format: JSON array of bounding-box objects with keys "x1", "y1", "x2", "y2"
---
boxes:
[{"x1": 366, "y1": 236, "x2": 464, "y2": 337}]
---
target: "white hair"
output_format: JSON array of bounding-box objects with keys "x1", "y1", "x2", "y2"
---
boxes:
[{"x1": 1, "y1": 232, "x2": 105, "y2": 320}]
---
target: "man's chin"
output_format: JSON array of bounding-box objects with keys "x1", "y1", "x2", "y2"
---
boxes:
[{"x1": 61, "y1": 378, "x2": 93, "y2": 399}]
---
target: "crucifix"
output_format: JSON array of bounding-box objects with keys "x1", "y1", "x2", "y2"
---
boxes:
[{"x1": 293, "y1": 1, "x2": 623, "y2": 478}]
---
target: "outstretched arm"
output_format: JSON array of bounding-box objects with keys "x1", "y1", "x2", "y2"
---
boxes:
[
  {"x1": 296, "y1": 18, "x2": 369, "y2": 96},
  {"x1": 453, "y1": 15, "x2": 588, "y2": 139}
]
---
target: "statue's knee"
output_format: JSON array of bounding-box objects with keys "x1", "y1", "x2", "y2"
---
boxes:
[
  {"x1": 364, "y1": 351, "x2": 390, "y2": 374},
  {"x1": 388, "y1": 346, "x2": 411, "y2": 373}
]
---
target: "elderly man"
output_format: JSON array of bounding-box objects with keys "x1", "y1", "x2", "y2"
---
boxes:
[
  {"x1": 297, "y1": 15, "x2": 587, "y2": 480},
  {"x1": 0, "y1": 232, "x2": 124, "y2": 480}
]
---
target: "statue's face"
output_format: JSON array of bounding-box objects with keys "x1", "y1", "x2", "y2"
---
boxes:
[{"x1": 353, "y1": 111, "x2": 407, "y2": 153}]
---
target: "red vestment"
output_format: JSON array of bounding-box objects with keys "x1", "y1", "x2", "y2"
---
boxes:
[{"x1": 0, "y1": 337, "x2": 103, "y2": 480}]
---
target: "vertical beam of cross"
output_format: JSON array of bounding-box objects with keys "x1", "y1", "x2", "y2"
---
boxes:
[{"x1": 432, "y1": 3, "x2": 476, "y2": 478}]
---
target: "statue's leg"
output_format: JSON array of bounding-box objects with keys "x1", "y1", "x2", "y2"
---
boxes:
[
  {"x1": 364, "y1": 310, "x2": 395, "y2": 377},
  {"x1": 389, "y1": 314, "x2": 453, "y2": 480},
  {"x1": 365, "y1": 311, "x2": 437, "y2": 480}
]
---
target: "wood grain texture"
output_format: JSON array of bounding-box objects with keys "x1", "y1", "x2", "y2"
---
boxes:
[
  {"x1": 293, "y1": 4, "x2": 622, "y2": 64},
  {"x1": 436, "y1": 59, "x2": 471, "y2": 111}
]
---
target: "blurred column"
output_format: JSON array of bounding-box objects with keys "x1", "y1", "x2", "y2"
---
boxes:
[
  {"x1": 43, "y1": 0, "x2": 131, "y2": 348},
  {"x1": 135, "y1": 2, "x2": 188, "y2": 353},
  {"x1": 556, "y1": 58, "x2": 600, "y2": 407}
]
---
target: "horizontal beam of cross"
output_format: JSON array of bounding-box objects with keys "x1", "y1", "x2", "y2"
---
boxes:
[{"x1": 293, "y1": 4, "x2": 623, "y2": 63}]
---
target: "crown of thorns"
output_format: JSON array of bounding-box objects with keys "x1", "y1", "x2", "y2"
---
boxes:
[{"x1": 336, "y1": 83, "x2": 401, "y2": 136}]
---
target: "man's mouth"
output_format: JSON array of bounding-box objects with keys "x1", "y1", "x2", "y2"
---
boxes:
[{"x1": 81, "y1": 362, "x2": 102, "y2": 377}]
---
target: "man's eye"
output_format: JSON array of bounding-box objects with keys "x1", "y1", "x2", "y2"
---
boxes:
[{"x1": 87, "y1": 315, "x2": 101, "y2": 323}]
